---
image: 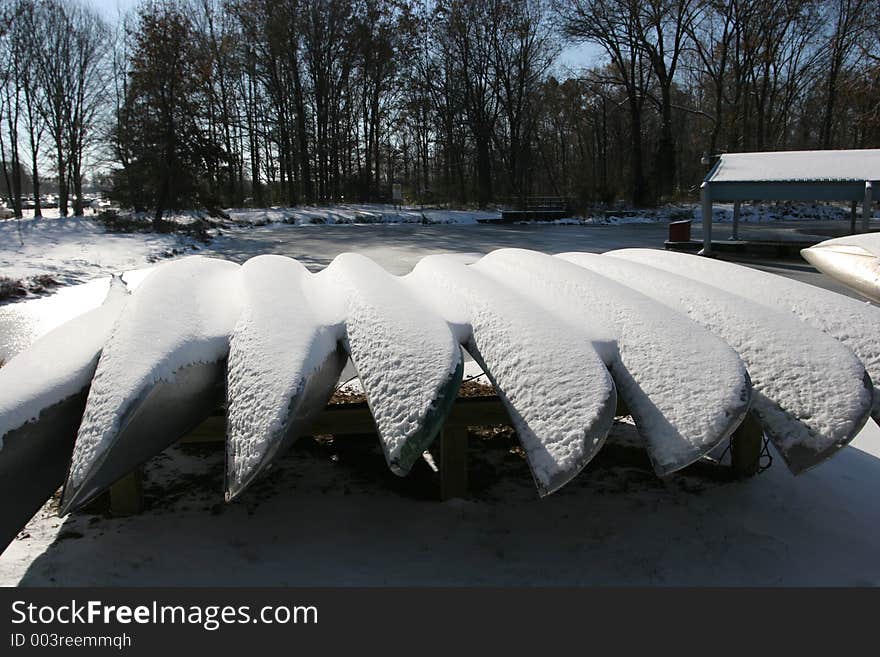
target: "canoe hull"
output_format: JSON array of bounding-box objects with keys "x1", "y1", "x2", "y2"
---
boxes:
[
  {"x1": 61, "y1": 360, "x2": 226, "y2": 514},
  {"x1": 0, "y1": 389, "x2": 89, "y2": 551}
]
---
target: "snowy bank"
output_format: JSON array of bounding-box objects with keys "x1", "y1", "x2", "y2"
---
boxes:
[
  {"x1": 0, "y1": 216, "x2": 198, "y2": 295},
  {"x1": 224, "y1": 205, "x2": 501, "y2": 226}
]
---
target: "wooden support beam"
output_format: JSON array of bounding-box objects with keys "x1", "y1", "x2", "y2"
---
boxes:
[
  {"x1": 730, "y1": 412, "x2": 763, "y2": 477},
  {"x1": 98, "y1": 395, "x2": 771, "y2": 513},
  {"x1": 109, "y1": 468, "x2": 144, "y2": 516},
  {"x1": 182, "y1": 397, "x2": 512, "y2": 445},
  {"x1": 179, "y1": 397, "x2": 506, "y2": 503},
  {"x1": 439, "y1": 427, "x2": 468, "y2": 500}
]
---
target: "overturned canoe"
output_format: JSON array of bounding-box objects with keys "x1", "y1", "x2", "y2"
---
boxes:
[
  {"x1": 608, "y1": 248, "x2": 880, "y2": 423},
  {"x1": 225, "y1": 255, "x2": 347, "y2": 500},
  {"x1": 561, "y1": 252, "x2": 874, "y2": 474},
  {"x1": 61, "y1": 257, "x2": 243, "y2": 514},
  {"x1": 801, "y1": 233, "x2": 880, "y2": 303},
  {"x1": 0, "y1": 278, "x2": 129, "y2": 549},
  {"x1": 407, "y1": 254, "x2": 617, "y2": 496},
  {"x1": 320, "y1": 253, "x2": 463, "y2": 476},
  {"x1": 476, "y1": 248, "x2": 752, "y2": 476}
]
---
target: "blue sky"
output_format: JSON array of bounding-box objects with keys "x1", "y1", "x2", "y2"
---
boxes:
[{"x1": 87, "y1": 0, "x2": 137, "y2": 19}]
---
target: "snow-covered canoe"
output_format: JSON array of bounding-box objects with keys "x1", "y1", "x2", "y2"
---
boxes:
[
  {"x1": 0, "y1": 269, "x2": 153, "y2": 365},
  {"x1": 319, "y1": 253, "x2": 463, "y2": 476},
  {"x1": 561, "y1": 252, "x2": 874, "y2": 473},
  {"x1": 801, "y1": 233, "x2": 880, "y2": 303},
  {"x1": 407, "y1": 254, "x2": 617, "y2": 495},
  {"x1": 608, "y1": 248, "x2": 880, "y2": 422},
  {"x1": 475, "y1": 249, "x2": 752, "y2": 475},
  {"x1": 225, "y1": 255, "x2": 347, "y2": 500},
  {"x1": 0, "y1": 279, "x2": 129, "y2": 549},
  {"x1": 61, "y1": 257, "x2": 243, "y2": 514}
]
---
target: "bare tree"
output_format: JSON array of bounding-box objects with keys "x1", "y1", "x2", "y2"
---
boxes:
[
  {"x1": 557, "y1": 0, "x2": 653, "y2": 205},
  {"x1": 90, "y1": 0, "x2": 880, "y2": 214},
  {"x1": 490, "y1": 0, "x2": 558, "y2": 203},
  {"x1": 16, "y1": 0, "x2": 45, "y2": 217},
  {"x1": 819, "y1": 0, "x2": 870, "y2": 149}
]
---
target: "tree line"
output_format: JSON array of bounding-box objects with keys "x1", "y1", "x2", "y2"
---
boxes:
[{"x1": 1, "y1": 0, "x2": 878, "y2": 220}]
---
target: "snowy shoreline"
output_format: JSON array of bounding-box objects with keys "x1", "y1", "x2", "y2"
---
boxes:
[{"x1": 4, "y1": 201, "x2": 875, "y2": 303}]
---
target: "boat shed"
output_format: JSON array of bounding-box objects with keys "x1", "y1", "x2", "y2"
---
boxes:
[{"x1": 700, "y1": 149, "x2": 880, "y2": 254}]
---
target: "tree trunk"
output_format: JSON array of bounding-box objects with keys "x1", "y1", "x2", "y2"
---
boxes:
[
  {"x1": 629, "y1": 99, "x2": 646, "y2": 207},
  {"x1": 657, "y1": 84, "x2": 676, "y2": 198},
  {"x1": 56, "y1": 147, "x2": 68, "y2": 217},
  {"x1": 291, "y1": 56, "x2": 311, "y2": 204},
  {"x1": 32, "y1": 159, "x2": 41, "y2": 218},
  {"x1": 475, "y1": 134, "x2": 492, "y2": 208}
]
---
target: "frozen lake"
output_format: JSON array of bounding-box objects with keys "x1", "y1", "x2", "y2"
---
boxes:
[
  {"x1": 1, "y1": 221, "x2": 859, "y2": 362},
  {"x1": 205, "y1": 222, "x2": 669, "y2": 274},
  {"x1": 202, "y1": 220, "x2": 862, "y2": 296}
]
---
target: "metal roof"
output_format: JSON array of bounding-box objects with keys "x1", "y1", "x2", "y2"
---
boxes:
[{"x1": 706, "y1": 149, "x2": 880, "y2": 184}]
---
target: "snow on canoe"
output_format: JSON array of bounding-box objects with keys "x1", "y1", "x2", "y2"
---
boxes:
[
  {"x1": 561, "y1": 252, "x2": 873, "y2": 474},
  {"x1": 801, "y1": 234, "x2": 880, "y2": 303},
  {"x1": 475, "y1": 249, "x2": 751, "y2": 476},
  {"x1": 225, "y1": 255, "x2": 347, "y2": 500},
  {"x1": 406, "y1": 254, "x2": 617, "y2": 496},
  {"x1": 319, "y1": 253, "x2": 463, "y2": 476},
  {"x1": 608, "y1": 248, "x2": 880, "y2": 422},
  {"x1": 61, "y1": 256, "x2": 243, "y2": 513},
  {"x1": 0, "y1": 268, "x2": 153, "y2": 364},
  {"x1": 0, "y1": 278, "x2": 129, "y2": 549}
]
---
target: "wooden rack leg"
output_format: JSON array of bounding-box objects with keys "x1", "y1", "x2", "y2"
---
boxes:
[
  {"x1": 440, "y1": 427, "x2": 468, "y2": 500},
  {"x1": 730, "y1": 413, "x2": 763, "y2": 477},
  {"x1": 109, "y1": 468, "x2": 145, "y2": 516}
]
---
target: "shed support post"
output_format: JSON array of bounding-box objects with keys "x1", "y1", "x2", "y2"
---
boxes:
[
  {"x1": 864, "y1": 181, "x2": 873, "y2": 233},
  {"x1": 701, "y1": 182, "x2": 712, "y2": 255},
  {"x1": 732, "y1": 200, "x2": 741, "y2": 240},
  {"x1": 850, "y1": 200, "x2": 858, "y2": 235}
]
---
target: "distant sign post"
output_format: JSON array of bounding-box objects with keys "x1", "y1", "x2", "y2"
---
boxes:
[{"x1": 392, "y1": 183, "x2": 403, "y2": 208}]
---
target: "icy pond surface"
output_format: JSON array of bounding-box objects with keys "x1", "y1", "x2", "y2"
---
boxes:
[{"x1": 2, "y1": 222, "x2": 859, "y2": 363}]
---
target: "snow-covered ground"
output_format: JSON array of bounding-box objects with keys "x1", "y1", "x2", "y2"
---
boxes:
[
  {"x1": 584, "y1": 202, "x2": 880, "y2": 225},
  {"x1": 0, "y1": 216, "x2": 198, "y2": 292},
  {"x1": 225, "y1": 205, "x2": 500, "y2": 226},
  {"x1": 2, "y1": 417, "x2": 879, "y2": 586},
  {"x1": 697, "y1": 201, "x2": 880, "y2": 224}
]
